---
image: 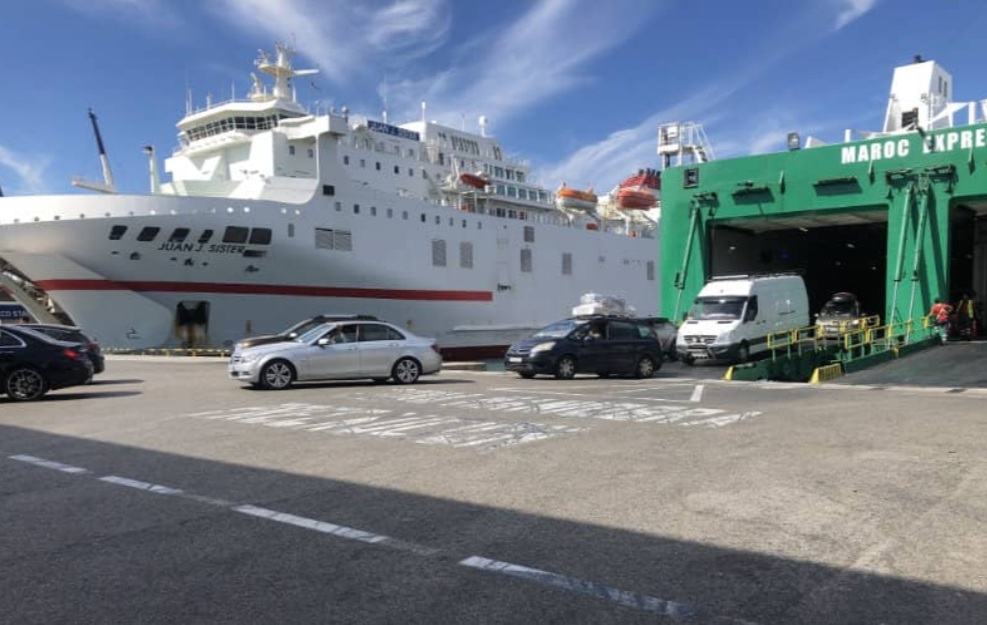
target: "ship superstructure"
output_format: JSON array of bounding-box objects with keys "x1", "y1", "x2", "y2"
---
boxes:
[{"x1": 0, "y1": 43, "x2": 676, "y2": 356}]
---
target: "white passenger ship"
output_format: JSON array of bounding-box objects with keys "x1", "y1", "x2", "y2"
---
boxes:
[{"x1": 0, "y1": 44, "x2": 702, "y2": 358}]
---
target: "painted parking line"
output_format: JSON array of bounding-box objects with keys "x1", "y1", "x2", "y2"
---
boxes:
[
  {"x1": 372, "y1": 389, "x2": 759, "y2": 427},
  {"x1": 9, "y1": 453, "x2": 757, "y2": 623},
  {"x1": 184, "y1": 402, "x2": 586, "y2": 451}
]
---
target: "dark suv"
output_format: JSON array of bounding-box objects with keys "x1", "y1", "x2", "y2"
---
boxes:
[
  {"x1": 235, "y1": 314, "x2": 379, "y2": 350},
  {"x1": 504, "y1": 315, "x2": 662, "y2": 379}
]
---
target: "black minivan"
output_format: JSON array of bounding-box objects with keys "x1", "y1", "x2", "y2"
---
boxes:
[{"x1": 504, "y1": 315, "x2": 662, "y2": 379}]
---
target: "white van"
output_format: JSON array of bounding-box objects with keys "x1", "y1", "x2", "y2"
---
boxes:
[{"x1": 676, "y1": 274, "x2": 809, "y2": 364}]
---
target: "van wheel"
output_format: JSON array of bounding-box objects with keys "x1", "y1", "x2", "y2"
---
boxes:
[
  {"x1": 554, "y1": 356, "x2": 577, "y2": 380},
  {"x1": 634, "y1": 356, "x2": 657, "y2": 379},
  {"x1": 736, "y1": 341, "x2": 750, "y2": 364}
]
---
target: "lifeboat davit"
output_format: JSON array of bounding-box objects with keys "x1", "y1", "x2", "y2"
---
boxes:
[
  {"x1": 615, "y1": 167, "x2": 660, "y2": 210},
  {"x1": 555, "y1": 186, "x2": 598, "y2": 211},
  {"x1": 459, "y1": 172, "x2": 489, "y2": 189}
]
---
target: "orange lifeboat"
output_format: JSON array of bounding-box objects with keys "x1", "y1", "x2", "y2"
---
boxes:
[
  {"x1": 555, "y1": 185, "x2": 598, "y2": 211},
  {"x1": 459, "y1": 172, "x2": 489, "y2": 189},
  {"x1": 615, "y1": 188, "x2": 657, "y2": 209},
  {"x1": 615, "y1": 167, "x2": 660, "y2": 210}
]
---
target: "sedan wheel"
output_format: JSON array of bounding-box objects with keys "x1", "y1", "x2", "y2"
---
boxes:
[
  {"x1": 5, "y1": 367, "x2": 48, "y2": 401},
  {"x1": 392, "y1": 357, "x2": 421, "y2": 384},
  {"x1": 259, "y1": 360, "x2": 294, "y2": 390},
  {"x1": 554, "y1": 355, "x2": 577, "y2": 380}
]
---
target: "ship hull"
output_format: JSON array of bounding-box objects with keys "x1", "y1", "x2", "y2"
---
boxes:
[{"x1": 0, "y1": 193, "x2": 660, "y2": 355}]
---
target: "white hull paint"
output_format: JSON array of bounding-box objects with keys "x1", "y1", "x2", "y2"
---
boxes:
[{"x1": 0, "y1": 192, "x2": 659, "y2": 354}]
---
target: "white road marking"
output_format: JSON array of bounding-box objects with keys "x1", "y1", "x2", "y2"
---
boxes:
[
  {"x1": 459, "y1": 556, "x2": 757, "y2": 624},
  {"x1": 99, "y1": 475, "x2": 184, "y2": 496},
  {"x1": 9, "y1": 454, "x2": 90, "y2": 474},
  {"x1": 690, "y1": 384, "x2": 705, "y2": 403},
  {"x1": 8, "y1": 454, "x2": 751, "y2": 620}
]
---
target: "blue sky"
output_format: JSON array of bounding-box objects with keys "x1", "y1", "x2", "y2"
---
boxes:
[{"x1": 2, "y1": 0, "x2": 986, "y2": 197}]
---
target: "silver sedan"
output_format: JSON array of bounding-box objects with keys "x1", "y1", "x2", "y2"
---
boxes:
[{"x1": 229, "y1": 319, "x2": 442, "y2": 389}]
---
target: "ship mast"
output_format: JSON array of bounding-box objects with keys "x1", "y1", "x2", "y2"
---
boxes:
[
  {"x1": 249, "y1": 43, "x2": 318, "y2": 103},
  {"x1": 72, "y1": 109, "x2": 117, "y2": 194}
]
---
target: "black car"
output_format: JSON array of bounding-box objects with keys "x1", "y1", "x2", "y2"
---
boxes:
[
  {"x1": 0, "y1": 325, "x2": 94, "y2": 401},
  {"x1": 235, "y1": 314, "x2": 380, "y2": 350},
  {"x1": 20, "y1": 323, "x2": 105, "y2": 374},
  {"x1": 504, "y1": 315, "x2": 663, "y2": 379}
]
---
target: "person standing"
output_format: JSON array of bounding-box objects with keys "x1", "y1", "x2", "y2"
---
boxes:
[
  {"x1": 929, "y1": 297, "x2": 952, "y2": 342},
  {"x1": 956, "y1": 292, "x2": 975, "y2": 340}
]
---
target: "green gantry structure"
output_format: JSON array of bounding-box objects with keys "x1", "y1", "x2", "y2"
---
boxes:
[{"x1": 658, "y1": 58, "x2": 987, "y2": 330}]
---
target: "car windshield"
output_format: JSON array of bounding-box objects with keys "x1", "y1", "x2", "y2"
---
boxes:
[
  {"x1": 532, "y1": 319, "x2": 581, "y2": 338},
  {"x1": 282, "y1": 318, "x2": 326, "y2": 337},
  {"x1": 689, "y1": 297, "x2": 747, "y2": 320},
  {"x1": 821, "y1": 299, "x2": 856, "y2": 316},
  {"x1": 296, "y1": 323, "x2": 334, "y2": 344}
]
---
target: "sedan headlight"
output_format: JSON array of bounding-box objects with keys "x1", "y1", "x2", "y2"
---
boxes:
[
  {"x1": 530, "y1": 341, "x2": 556, "y2": 354},
  {"x1": 237, "y1": 351, "x2": 260, "y2": 363}
]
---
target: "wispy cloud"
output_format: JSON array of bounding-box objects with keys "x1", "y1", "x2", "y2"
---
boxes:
[
  {"x1": 832, "y1": 0, "x2": 880, "y2": 30},
  {"x1": 540, "y1": 1, "x2": 885, "y2": 190},
  {"x1": 386, "y1": 0, "x2": 662, "y2": 129},
  {"x1": 0, "y1": 144, "x2": 50, "y2": 194},
  {"x1": 209, "y1": 0, "x2": 451, "y2": 85}
]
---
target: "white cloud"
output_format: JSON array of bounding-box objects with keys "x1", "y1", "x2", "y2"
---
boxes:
[
  {"x1": 0, "y1": 144, "x2": 50, "y2": 194},
  {"x1": 833, "y1": 0, "x2": 880, "y2": 30},
  {"x1": 209, "y1": 0, "x2": 451, "y2": 85}
]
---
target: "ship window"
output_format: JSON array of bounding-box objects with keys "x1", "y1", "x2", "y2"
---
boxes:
[
  {"x1": 288, "y1": 223, "x2": 295, "y2": 238},
  {"x1": 360, "y1": 159, "x2": 366, "y2": 168},
  {"x1": 647, "y1": 260, "x2": 655, "y2": 281},
  {"x1": 387, "y1": 208, "x2": 393, "y2": 218},
  {"x1": 354, "y1": 204, "x2": 360, "y2": 214},
  {"x1": 402, "y1": 211, "x2": 408, "y2": 220},
  {"x1": 248, "y1": 228, "x2": 272, "y2": 245},
  {"x1": 198, "y1": 229, "x2": 214, "y2": 244},
  {"x1": 335, "y1": 201, "x2": 342, "y2": 211},
  {"x1": 308, "y1": 148, "x2": 314, "y2": 158},
  {"x1": 435, "y1": 216, "x2": 441, "y2": 225},
  {"x1": 449, "y1": 217, "x2": 454, "y2": 226},
  {"x1": 394, "y1": 165, "x2": 400, "y2": 174},
  {"x1": 169, "y1": 228, "x2": 190, "y2": 243},
  {"x1": 432, "y1": 239, "x2": 447, "y2": 267},
  {"x1": 517, "y1": 172, "x2": 526, "y2": 183},
  {"x1": 370, "y1": 206, "x2": 377, "y2": 216},
  {"x1": 408, "y1": 168, "x2": 413, "y2": 176},
  {"x1": 494, "y1": 167, "x2": 504, "y2": 178},
  {"x1": 109, "y1": 225, "x2": 128, "y2": 240},
  {"x1": 520, "y1": 248, "x2": 533, "y2": 273},
  {"x1": 507, "y1": 187, "x2": 517, "y2": 198},
  {"x1": 376, "y1": 162, "x2": 381, "y2": 171},
  {"x1": 322, "y1": 185, "x2": 335, "y2": 196},
  {"x1": 243, "y1": 249, "x2": 267, "y2": 258},
  {"x1": 462, "y1": 219, "x2": 467, "y2": 228},
  {"x1": 508, "y1": 210, "x2": 517, "y2": 219},
  {"x1": 343, "y1": 155, "x2": 350, "y2": 165},
  {"x1": 137, "y1": 226, "x2": 160, "y2": 242},
  {"x1": 420, "y1": 213, "x2": 426, "y2": 223},
  {"x1": 289, "y1": 145, "x2": 296, "y2": 156},
  {"x1": 460, "y1": 242, "x2": 473, "y2": 269},
  {"x1": 562, "y1": 252, "x2": 573, "y2": 275},
  {"x1": 524, "y1": 226, "x2": 535, "y2": 242},
  {"x1": 222, "y1": 226, "x2": 249, "y2": 244}
]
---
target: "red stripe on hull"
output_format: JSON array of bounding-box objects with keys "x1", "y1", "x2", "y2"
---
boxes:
[{"x1": 34, "y1": 279, "x2": 493, "y2": 302}]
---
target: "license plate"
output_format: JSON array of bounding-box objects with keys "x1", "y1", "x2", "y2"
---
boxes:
[{"x1": 508, "y1": 357, "x2": 522, "y2": 363}]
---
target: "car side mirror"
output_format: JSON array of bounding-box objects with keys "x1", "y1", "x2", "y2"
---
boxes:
[
  {"x1": 288, "y1": 332, "x2": 298, "y2": 338},
  {"x1": 317, "y1": 337, "x2": 330, "y2": 347}
]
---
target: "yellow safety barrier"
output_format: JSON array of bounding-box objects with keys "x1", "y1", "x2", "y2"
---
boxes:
[{"x1": 809, "y1": 362, "x2": 844, "y2": 384}]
